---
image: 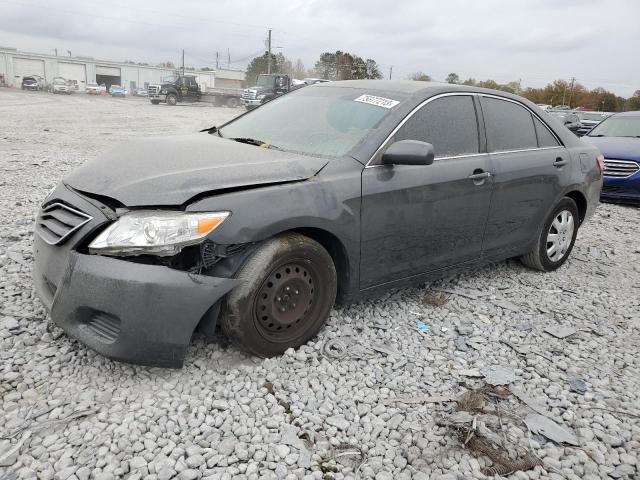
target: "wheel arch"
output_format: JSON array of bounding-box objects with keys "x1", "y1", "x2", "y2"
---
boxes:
[
  {"x1": 289, "y1": 227, "x2": 352, "y2": 302},
  {"x1": 564, "y1": 190, "x2": 588, "y2": 224}
]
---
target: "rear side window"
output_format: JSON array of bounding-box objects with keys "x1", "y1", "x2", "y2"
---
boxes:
[
  {"x1": 533, "y1": 117, "x2": 560, "y2": 148},
  {"x1": 482, "y1": 97, "x2": 537, "y2": 151},
  {"x1": 394, "y1": 95, "x2": 479, "y2": 157}
]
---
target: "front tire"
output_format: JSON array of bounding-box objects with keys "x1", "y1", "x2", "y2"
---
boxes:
[
  {"x1": 520, "y1": 197, "x2": 579, "y2": 272},
  {"x1": 166, "y1": 94, "x2": 177, "y2": 106},
  {"x1": 221, "y1": 233, "x2": 337, "y2": 357}
]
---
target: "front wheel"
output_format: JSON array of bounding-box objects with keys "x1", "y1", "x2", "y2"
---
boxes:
[
  {"x1": 166, "y1": 94, "x2": 177, "y2": 106},
  {"x1": 520, "y1": 197, "x2": 579, "y2": 271},
  {"x1": 221, "y1": 233, "x2": 337, "y2": 357}
]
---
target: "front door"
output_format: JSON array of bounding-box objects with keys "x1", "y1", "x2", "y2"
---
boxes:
[{"x1": 360, "y1": 94, "x2": 494, "y2": 289}]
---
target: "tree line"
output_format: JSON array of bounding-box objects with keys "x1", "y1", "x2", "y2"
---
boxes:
[
  {"x1": 243, "y1": 52, "x2": 639, "y2": 111},
  {"x1": 409, "y1": 72, "x2": 639, "y2": 112}
]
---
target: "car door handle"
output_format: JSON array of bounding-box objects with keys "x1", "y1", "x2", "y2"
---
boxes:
[
  {"x1": 553, "y1": 157, "x2": 567, "y2": 167},
  {"x1": 468, "y1": 171, "x2": 492, "y2": 180}
]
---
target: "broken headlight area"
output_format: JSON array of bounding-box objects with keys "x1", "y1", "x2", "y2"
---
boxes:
[
  {"x1": 88, "y1": 210, "x2": 229, "y2": 257},
  {"x1": 113, "y1": 241, "x2": 250, "y2": 274}
]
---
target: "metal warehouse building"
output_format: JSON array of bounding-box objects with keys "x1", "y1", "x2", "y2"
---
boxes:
[{"x1": 0, "y1": 47, "x2": 244, "y2": 91}]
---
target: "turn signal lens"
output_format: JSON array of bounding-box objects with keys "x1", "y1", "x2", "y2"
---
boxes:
[{"x1": 596, "y1": 154, "x2": 605, "y2": 173}]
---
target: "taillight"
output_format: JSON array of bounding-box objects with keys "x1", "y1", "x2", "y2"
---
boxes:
[{"x1": 596, "y1": 154, "x2": 605, "y2": 173}]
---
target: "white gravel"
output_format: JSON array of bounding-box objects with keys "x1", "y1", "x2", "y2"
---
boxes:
[{"x1": 0, "y1": 89, "x2": 639, "y2": 480}]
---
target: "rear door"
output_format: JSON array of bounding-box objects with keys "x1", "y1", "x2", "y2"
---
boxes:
[
  {"x1": 479, "y1": 95, "x2": 570, "y2": 257},
  {"x1": 360, "y1": 93, "x2": 494, "y2": 288}
]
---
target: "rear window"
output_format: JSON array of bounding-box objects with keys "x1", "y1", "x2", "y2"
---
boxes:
[
  {"x1": 482, "y1": 97, "x2": 538, "y2": 151},
  {"x1": 533, "y1": 117, "x2": 560, "y2": 148}
]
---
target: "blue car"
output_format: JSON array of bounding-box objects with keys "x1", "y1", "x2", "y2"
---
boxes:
[
  {"x1": 109, "y1": 85, "x2": 126, "y2": 97},
  {"x1": 585, "y1": 111, "x2": 640, "y2": 203}
]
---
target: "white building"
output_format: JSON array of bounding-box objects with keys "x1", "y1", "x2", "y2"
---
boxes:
[{"x1": 0, "y1": 47, "x2": 244, "y2": 91}]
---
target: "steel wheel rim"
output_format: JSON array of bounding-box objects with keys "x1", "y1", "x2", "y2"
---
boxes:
[
  {"x1": 255, "y1": 262, "x2": 316, "y2": 342},
  {"x1": 546, "y1": 209, "x2": 575, "y2": 262}
]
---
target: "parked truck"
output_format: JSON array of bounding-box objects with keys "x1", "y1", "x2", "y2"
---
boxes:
[
  {"x1": 148, "y1": 75, "x2": 243, "y2": 107},
  {"x1": 241, "y1": 74, "x2": 295, "y2": 110}
]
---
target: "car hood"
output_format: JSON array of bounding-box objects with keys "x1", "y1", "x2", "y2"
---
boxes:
[
  {"x1": 64, "y1": 133, "x2": 329, "y2": 206},
  {"x1": 583, "y1": 136, "x2": 640, "y2": 162}
]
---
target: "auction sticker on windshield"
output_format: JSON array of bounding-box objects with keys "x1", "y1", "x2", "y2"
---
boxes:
[{"x1": 354, "y1": 94, "x2": 400, "y2": 109}]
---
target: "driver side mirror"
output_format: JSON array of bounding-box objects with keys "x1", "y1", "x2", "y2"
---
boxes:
[{"x1": 381, "y1": 140, "x2": 435, "y2": 166}]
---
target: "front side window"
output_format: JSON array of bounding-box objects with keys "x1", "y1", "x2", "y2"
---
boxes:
[
  {"x1": 393, "y1": 95, "x2": 480, "y2": 158},
  {"x1": 482, "y1": 97, "x2": 538, "y2": 151}
]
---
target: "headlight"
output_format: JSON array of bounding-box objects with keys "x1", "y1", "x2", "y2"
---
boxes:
[
  {"x1": 89, "y1": 211, "x2": 229, "y2": 257},
  {"x1": 161, "y1": 89, "x2": 167, "y2": 94},
  {"x1": 257, "y1": 94, "x2": 266, "y2": 100}
]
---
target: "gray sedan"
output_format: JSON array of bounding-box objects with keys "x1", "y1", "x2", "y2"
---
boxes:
[{"x1": 33, "y1": 81, "x2": 603, "y2": 367}]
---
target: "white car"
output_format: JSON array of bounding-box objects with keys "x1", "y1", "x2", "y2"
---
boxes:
[
  {"x1": 537, "y1": 104, "x2": 552, "y2": 111},
  {"x1": 52, "y1": 78, "x2": 71, "y2": 95},
  {"x1": 86, "y1": 83, "x2": 100, "y2": 94}
]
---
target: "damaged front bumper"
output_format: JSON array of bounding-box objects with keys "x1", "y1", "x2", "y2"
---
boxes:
[{"x1": 33, "y1": 185, "x2": 239, "y2": 368}]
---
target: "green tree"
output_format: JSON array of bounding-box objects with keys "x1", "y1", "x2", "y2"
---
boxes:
[
  {"x1": 628, "y1": 90, "x2": 640, "y2": 110},
  {"x1": 445, "y1": 73, "x2": 460, "y2": 84},
  {"x1": 245, "y1": 52, "x2": 280, "y2": 84},
  {"x1": 312, "y1": 51, "x2": 383, "y2": 80},
  {"x1": 408, "y1": 71, "x2": 431, "y2": 81}
]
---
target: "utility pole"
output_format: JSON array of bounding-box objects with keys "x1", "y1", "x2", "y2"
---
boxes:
[
  {"x1": 266, "y1": 29, "x2": 272, "y2": 74},
  {"x1": 215, "y1": 52, "x2": 219, "y2": 70},
  {"x1": 568, "y1": 76, "x2": 576, "y2": 108},
  {"x1": 181, "y1": 49, "x2": 185, "y2": 76},
  {"x1": 227, "y1": 48, "x2": 230, "y2": 69},
  {"x1": 53, "y1": 48, "x2": 58, "y2": 56},
  {"x1": 389, "y1": 66, "x2": 393, "y2": 80}
]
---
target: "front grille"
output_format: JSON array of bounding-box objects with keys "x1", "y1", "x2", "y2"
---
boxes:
[
  {"x1": 602, "y1": 159, "x2": 640, "y2": 178},
  {"x1": 37, "y1": 202, "x2": 92, "y2": 245},
  {"x1": 242, "y1": 90, "x2": 256, "y2": 100},
  {"x1": 148, "y1": 85, "x2": 160, "y2": 95},
  {"x1": 83, "y1": 311, "x2": 121, "y2": 344}
]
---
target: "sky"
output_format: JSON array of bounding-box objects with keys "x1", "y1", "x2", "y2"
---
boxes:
[{"x1": 1, "y1": 0, "x2": 639, "y2": 97}]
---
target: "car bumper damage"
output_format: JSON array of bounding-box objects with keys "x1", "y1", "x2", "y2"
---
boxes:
[{"x1": 33, "y1": 185, "x2": 239, "y2": 368}]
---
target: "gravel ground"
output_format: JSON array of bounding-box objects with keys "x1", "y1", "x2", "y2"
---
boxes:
[{"x1": 0, "y1": 88, "x2": 639, "y2": 480}]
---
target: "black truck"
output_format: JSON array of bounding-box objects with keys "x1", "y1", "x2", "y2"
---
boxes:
[
  {"x1": 148, "y1": 74, "x2": 242, "y2": 107},
  {"x1": 240, "y1": 73, "x2": 294, "y2": 110}
]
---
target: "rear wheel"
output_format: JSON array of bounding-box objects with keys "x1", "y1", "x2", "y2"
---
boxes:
[
  {"x1": 221, "y1": 233, "x2": 337, "y2": 357},
  {"x1": 166, "y1": 94, "x2": 177, "y2": 106},
  {"x1": 520, "y1": 197, "x2": 579, "y2": 271}
]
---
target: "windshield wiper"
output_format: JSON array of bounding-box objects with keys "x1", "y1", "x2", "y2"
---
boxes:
[{"x1": 231, "y1": 137, "x2": 282, "y2": 150}]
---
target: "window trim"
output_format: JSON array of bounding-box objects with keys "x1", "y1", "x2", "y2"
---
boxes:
[
  {"x1": 479, "y1": 93, "x2": 563, "y2": 151},
  {"x1": 365, "y1": 92, "x2": 479, "y2": 167}
]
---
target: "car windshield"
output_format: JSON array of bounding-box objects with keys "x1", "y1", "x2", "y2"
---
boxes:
[
  {"x1": 162, "y1": 75, "x2": 178, "y2": 83},
  {"x1": 53, "y1": 79, "x2": 65, "y2": 84},
  {"x1": 588, "y1": 116, "x2": 640, "y2": 137},
  {"x1": 255, "y1": 75, "x2": 275, "y2": 88},
  {"x1": 219, "y1": 87, "x2": 404, "y2": 157},
  {"x1": 549, "y1": 111, "x2": 569, "y2": 118},
  {"x1": 577, "y1": 112, "x2": 604, "y2": 121}
]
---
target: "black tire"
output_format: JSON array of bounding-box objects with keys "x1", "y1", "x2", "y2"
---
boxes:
[
  {"x1": 166, "y1": 94, "x2": 177, "y2": 106},
  {"x1": 520, "y1": 197, "x2": 579, "y2": 272},
  {"x1": 221, "y1": 233, "x2": 337, "y2": 357},
  {"x1": 226, "y1": 97, "x2": 240, "y2": 108},
  {"x1": 150, "y1": 100, "x2": 160, "y2": 105}
]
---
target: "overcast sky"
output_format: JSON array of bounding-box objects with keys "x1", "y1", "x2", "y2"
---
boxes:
[{"x1": 1, "y1": 0, "x2": 638, "y2": 96}]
